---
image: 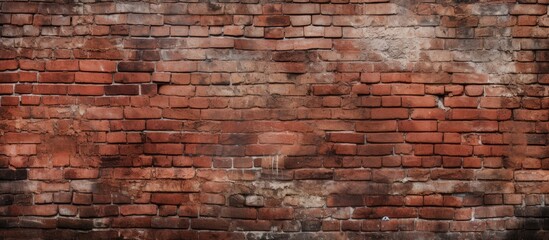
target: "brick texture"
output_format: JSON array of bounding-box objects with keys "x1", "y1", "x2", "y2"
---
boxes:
[{"x1": 0, "y1": 0, "x2": 548, "y2": 239}]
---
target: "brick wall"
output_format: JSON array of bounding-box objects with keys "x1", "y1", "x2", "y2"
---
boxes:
[{"x1": 0, "y1": 0, "x2": 548, "y2": 239}]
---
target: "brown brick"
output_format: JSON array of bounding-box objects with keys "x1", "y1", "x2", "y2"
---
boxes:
[{"x1": 254, "y1": 16, "x2": 291, "y2": 27}]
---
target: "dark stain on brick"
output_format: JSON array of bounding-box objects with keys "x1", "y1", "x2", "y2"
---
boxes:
[
  {"x1": 272, "y1": 51, "x2": 308, "y2": 62},
  {"x1": 263, "y1": 16, "x2": 291, "y2": 27},
  {"x1": 301, "y1": 220, "x2": 322, "y2": 232},
  {"x1": 0, "y1": 194, "x2": 14, "y2": 205},
  {"x1": 207, "y1": 2, "x2": 222, "y2": 11},
  {"x1": 0, "y1": 169, "x2": 27, "y2": 180}
]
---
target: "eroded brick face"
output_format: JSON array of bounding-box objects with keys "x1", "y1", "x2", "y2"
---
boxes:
[{"x1": 0, "y1": 0, "x2": 548, "y2": 239}]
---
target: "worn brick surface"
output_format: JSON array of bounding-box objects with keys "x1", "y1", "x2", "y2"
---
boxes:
[{"x1": 0, "y1": 0, "x2": 548, "y2": 239}]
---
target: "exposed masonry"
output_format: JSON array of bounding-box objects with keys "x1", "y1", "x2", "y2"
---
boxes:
[{"x1": 0, "y1": 0, "x2": 548, "y2": 239}]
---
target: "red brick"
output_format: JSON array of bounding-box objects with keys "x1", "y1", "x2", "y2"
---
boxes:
[
  {"x1": 159, "y1": 85, "x2": 195, "y2": 96},
  {"x1": 474, "y1": 206, "x2": 514, "y2": 218},
  {"x1": 415, "y1": 220, "x2": 449, "y2": 232},
  {"x1": 515, "y1": 170, "x2": 549, "y2": 181},
  {"x1": 79, "y1": 60, "x2": 117, "y2": 72},
  {"x1": 0, "y1": 73, "x2": 20, "y2": 83},
  {"x1": 39, "y1": 72, "x2": 75, "y2": 83},
  {"x1": 151, "y1": 193, "x2": 187, "y2": 205},
  {"x1": 514, "y1": 110, "x2": 548, "y2": 121},
  {"x1": 128, "y1": 14, "x2": 163, "y2": 25},
  {"x1": 114, "y1": 73, "x2": 151, "y2": 83},
  {"x1": 258, "y1": 208, "x2": 294, "y2": 220},
  {"x1": 144, "y1": 144, "x2": 183, "y2": 155},
  {"x1": 9, "y1": 205, "x2": 57, "y2": 216},
  {"x1": 444, "y1": 97, "x2": 479, "y2": 108},
  {"x1": 359, "y1": 3, "x2": 398, "y2": 15},
  {"x1": 1, "y1": 96, "x2": 18, "y2": 106},
  {"x1": 391, "y1": 84, "x2": 424, "y2": 95},
  {"x1": 156, "y1": 168, "x2": 195, "y2": 179},
  {"x1": 361, "y1": 73, "x2": 381, "y2": 83},
  {"x1": 63, "y1": 169, "x2": 99, "y2": 179},
  {"x1": 124, "y1": 107, "x2": 162, "y2": 119},
  {"x1": 334, "y1": 169, "x2": 371, "y2": 181},
  {"x1": 410, "y1": 73, "x2": 451, "y2": 84},
  {"x1": 480, "y1": 97, "x2": 520, "y2": 108},
  {"x1": 0, "y1": 60, "x2": 18, "y2": 71},
  {"x1": 328, "y1": 132, "x2": 364, "y2": 143},
  {"x1": 11, "y1": 14, "x2": 33, "y2": 25},
  {"x1": 177, "y1": 205, "x2": 199, "y2": 217},
  {"x1": 105, "y1": 85, "x2": 140, "y2": 95},
  {"x1": 451, "y1": 73, "x2": 488, "y2": 84},
  {"x1": 510, "y1": 4, "x2": 547, "y2": 15},
  {"x1": 434, "y1": 144, "x2": 473, "y2": 156},
  {"x1": 379, "y1": 96, "x2": 399, "y2": 107},
  {"x1": 431, "y1": 169, "x2": 474, "y2": 180},
  {"x1": 364, "y1": 196, "x2": 404, "y2": 207},
  {"x1": 113, "y1": 168, "x2": 152, "y2": 179},
  {"x1": 220, "y1": 207, "x2": 257, "y2": 219},
  {"x1": 19, "y1": 60, "x2": 44, "y2": 71},
  {"x1": 187, "y1": 3, "x2": 224, "y2": 14},
  {"x1": 258, "y1": 133, "x2": 297, "y2": 144},
  {"x1": 356, "y1": 121, "x2": 397, "y2": 132},
  {"x1": 372, "y1": 169, "x2": 405, "y2": 182},
  {"x1": 402, "y1": 96, "x2": 437, "y2": 107},
  {"x1": 371, "y1": 108, "x2": 408, "y2": 119},
  {"x1": 266, "y1": 62, "x2": 307, "y2": 73},
  {"x1": 45, "y1": 60, "x2": 78, "y2": 71},
  {"x1": 438, "y1": 121, "x2": 499, "y2": 132},
  {"x1": 450, "y1": 221, "x2": 486, "y2": 232},
  {"x1": 120, "y1": 205, "x2": 157, "y2": 216},
  {"x1": 357, "y1": 144, "x2": 394, "y2": 156},
  {"x1": 79, "y1": 205, "x2": 119, "y2": 218},
  {"x1": 1, "y1": 133, "x2": 40, "y2": 144},
  {"x1": 112, "y1": 217, "x2": 151, "y2": 228},
  {"x1": 282, "y1": 4, "x2": 320, "y2": 14},
  {"x1": 368, "y1": 207, "x2": 416, "y2": 219},
  {"x1": 151, "y1": 217, "x2": 189, "y2": 229},
  {"x1": 68, "y1": 85, "x2": 104, "y2": 96},
  {"x1": 398, "y1": 120, "x2": 437, "y2": 132},
  {"x1": 118, "y1": 61, "x2": 155, "y2": 72},
  {"x1": 366, "y1": 133, "x2": 403, "y2": 143},
  {"x1": 406, "y1": 133, "x2": 443, "y2": 143},
  {"x1": 403, "y1": 196, "x2": 423, "y2": 206},
  {"x1": 85, "y1": 107, "x2": 123, "y2": 120},
  {"x1": 124, "y1": 38, "x2": 157, "y2": 49},
  {"x1": 312, "y1": 85, "x2": 351, "y2": 96},
  {"x1": 2, "y1": 2, "x2": 39, "y2": 13},
  {"x1": 75, "y1": 72, "x2": 112, "y2": 84},
  {"x1": 380, "y1": 73, "x2": 410, "y2": 83},
  {"x1": 418, "y1": 207, "x2": 454, "y2": 220},
  {"x1": 327, "y1": 194, "x2": 364, "y2": 207},
  {"x1": 253, "y1": 16, "x2": 291, "y2": 27}
]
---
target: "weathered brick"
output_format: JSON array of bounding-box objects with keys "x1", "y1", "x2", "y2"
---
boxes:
[
  {"x1": 75, "y1": 72, "x2": 112, "y2": 84},
  {"x1": 39, "y1": 73, "x2": 75, "y2": 83},
  {"x1": 120, "y1": 205, "x2": 157, "y2": 216},
  {"x1": 474, "y1": 206, "x2": 514, "y2": 219},
  {"x1": 124, "y1": 107, "x2": 162, "y2": 119},
  {"x1": 358, "y1": 3, "x2": 398, "y2": 15},
  {"x1": 258, "y1": 208, "x2": 294, "y2": 220},
  {"x1": 128, "y1": 14, "x2": 163, "y2": 25},
  {"x1": 1, "y1": 1, "x2": 547, "y2": 238},
  {"x1": 191, "y1": 218, "x2": 230, "y2": 230},
  {"x1": 85, "y1": 107, "x2": 123, "y2": 120},
  {"x1": 254, "y1": 16, "x2": 291, "y2": 27},
  {"x1": 510, "y1": 4, "x2": 547, "y2": 15}
]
